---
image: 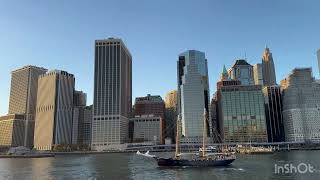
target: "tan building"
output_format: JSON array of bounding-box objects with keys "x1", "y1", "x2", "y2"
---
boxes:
[
  {"x1": 9, "y1": 65, "x2": 47, "y2": 116},
  {"x1": 34, "y1": 70, "x2": 75, "y2": 150},
  {"x1": 8, "y1": 65, "x2": 47, "y2": 147},
  {"x1": 164, "y1": 90, "x2": 177, "y2": 108},
  {"x1": 262, "y1": 46, "x2": 277, "y2": 86},
  {"x1": 0, "y1": 114, "x2": 33, "y2": 147},
  {"x1": 164, "y1": 90, "x2": 177, "y2": 142}
]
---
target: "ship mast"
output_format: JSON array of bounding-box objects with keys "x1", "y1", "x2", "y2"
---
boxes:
[
  {"x1": 175, "y1": 115, "x2": 181, "y2": 159},
  {"x1": 202, "y1": 109, "x2": 207, "y2": 158}
]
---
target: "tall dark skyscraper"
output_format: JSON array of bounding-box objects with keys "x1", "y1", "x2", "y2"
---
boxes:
[
  {"x1": 262, "y1": 86, "x2": 285, "y2": 142},
  {"x1": 262, "y1": 46, "x2": 277, "y2": 86},
  {"x1": 92, "y1": 38, "x2": 132, "y2": 151}
]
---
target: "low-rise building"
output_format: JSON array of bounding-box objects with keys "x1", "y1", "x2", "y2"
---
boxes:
[
  {"x1": 0, "y1": 114, "x2": 33, "y2": 147},
  {"x1": 129, "y1": 115, "x2": 163, "y2": 144}
]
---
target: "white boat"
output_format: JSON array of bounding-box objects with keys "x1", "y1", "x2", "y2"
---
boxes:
[{"x1": 136, "y1": 150, "x2": 156, "y2": 158}]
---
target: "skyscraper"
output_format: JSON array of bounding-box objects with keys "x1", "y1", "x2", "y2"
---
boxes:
[
  {"x1": 177, "y1": 50, "x2": 211, "y2": 143},
  {"x1": 92, "y1": 38, "x2": 132, "y2": 151},
  {"x1": 164, "y1": 90, "x2": 177, "y2": 142},
  {"x1": 228, "y1": 59, "x2": 254, "y2": 85},
  {"x1": 164, "y1": 90, "x2": 177, "y2": 109},
  {"x1": 253, "y1": 63, "x2": 264, "y2": 85},
  {"x1": 281, "y1": 68, "x2": 320, "y2": 142},
  {"x1": 72, "y1": 91, "x2": 87, "y2": 145},
  {"x1": 262, "y1": 46, "x2": 277, "y2": 85},
  {"x1": 263, "y1": 86, "x2": 285, "y2": 142},
  {"x1": 210, "y1": 93, "x2": 220, "y2": 143},
  {"x1": 317, "y1": 49, "x2": 320, "y2": 76},
  {"x1": 217, "y1": 85, "x2": 268, "y2": 143},
  {"x1": 8, "y1": 65, "x2": 47, "y2": 147},
  {"x1": 34, "y1": 70, "x2": 75, "y2": 150},
  {"x1": 213, "y1": 67, "x2": 241, "y2": 142}
]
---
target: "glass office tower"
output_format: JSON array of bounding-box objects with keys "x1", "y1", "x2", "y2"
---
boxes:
[
  {"x1": 177, "y1": 50, "x2": 211, "y2": 143},
  {"x1": 218, "y1": 85, "x2": 268, "y2": 143}
]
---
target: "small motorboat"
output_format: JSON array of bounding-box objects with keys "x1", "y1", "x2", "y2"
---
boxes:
[{"x1": 136, "y1": 150, "x2": 156, "y2": 158}]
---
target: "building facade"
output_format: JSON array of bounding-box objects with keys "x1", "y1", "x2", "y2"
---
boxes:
[
  {"x1": 210, "y1": 93, "x2": 221, "y2": 143},
  {"x1": 228, "y1": 59, "x2": 254, "y2": 85},
  {"x1": 253, "y1": 63, "x2": 264, "y2": 85},
  {"x1": 177, "y1": 50, "x2": 211, "y2": 143},
  {"x1": 217, "y1": 85, "x2": 268, "y2": 143},
  {"x1": 263, "y1": 86, "x2": 285, "y2": 142},
  {"x1": 8, "y1": 65, "x2": 47, "y2": 147},
  {"x1": 281, "y1": 68, "x2": 320, "y2": 142},
  {"x1": 34, "y1": 70, "x2": 75, "y2": 150},
  {"x1": 73, "y1": 91, "x2": 87, "y2": 107},
  {"x1": 317, "y1": 49, "x2": 320, "y2": 77},
  {"x1": 82, "y1": 106, "x2": 92, "y2": 146},
  {"x1": 130, "y1": 115, "x2": 163, "y2": 144},
  {"x1": 72, "y1": 91, "x2": 87, "y2": 145},
  {"x1": 262, "y1": 47, "x2": 277, "y2": 86},
  {"x1": 0, "y1": 114, "x2": 33, "y2": 147},
  {"x1": 165, "y1": 90, "x2": 177, "y2": 109},
  {"x1": 132, "y1": 94, "x2": 165, "y2": 144},
  {"x1": 164, "y1": 90, "x2": 177, "y2": 143},
  {"x1": 92, "y1": 38, "x2": 132, "y2": 151},
  {"x1": 134, "y1": 94, "x2": 165, "y2": 119}
]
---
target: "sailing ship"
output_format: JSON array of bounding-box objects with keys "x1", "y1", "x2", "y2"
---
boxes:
[{"x1": 154, "y1": 109, "x2": 236, "y2": 167}]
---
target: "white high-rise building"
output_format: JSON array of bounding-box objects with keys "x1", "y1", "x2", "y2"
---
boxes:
[
  {"x1": 92, "y1": 38, "x2": 132, "y2": 151},
  {"x1": 281, "y1": 68, "x2": 320, "y2": 142},
  {"x1": 253, "y1": 63, "x2": 264, "y2": 85},
  {"x1": 177, "y1": 50, "x2": 211, "y2": 143}
]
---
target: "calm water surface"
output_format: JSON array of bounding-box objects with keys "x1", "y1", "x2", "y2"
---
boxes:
[{"x1": 0, "y1": 151, "x2": 319, "y2": 180}]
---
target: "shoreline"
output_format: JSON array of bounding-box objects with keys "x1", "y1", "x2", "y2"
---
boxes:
[
  {"x1": 52, "y1": 147, "x2": 320, "y2": 155},
  {"x1": 0, "y1": 154, "x2": 55, "y2": 158},
  {"x1": 1, "y1": 147, "x2": 320, "y2": 158}
]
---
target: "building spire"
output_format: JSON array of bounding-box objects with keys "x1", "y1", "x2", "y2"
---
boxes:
[
  {"x1": 223, "y1": 64, "x2": 228, "y2": 75},
  {"x1": 220, "y1": 65, "x2": 229, "y2": 80}
]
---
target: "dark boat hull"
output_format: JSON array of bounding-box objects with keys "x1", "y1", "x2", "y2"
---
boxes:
[{"x1": 155, "y1": 158, "x2": 235, "y2": 167}]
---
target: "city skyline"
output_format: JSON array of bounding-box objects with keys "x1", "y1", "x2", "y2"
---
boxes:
[{"x1": 1, "y1": 0, "x2": 320, "y2": 116}]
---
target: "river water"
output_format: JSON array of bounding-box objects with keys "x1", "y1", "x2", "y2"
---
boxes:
[{"x1": 0, "y1": 150, "x2": 319, "y2": 180}]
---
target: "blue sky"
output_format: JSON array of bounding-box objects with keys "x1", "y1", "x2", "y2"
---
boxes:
[{"x1": 0, "y1": 0, "x2": 319, "y2": 115}]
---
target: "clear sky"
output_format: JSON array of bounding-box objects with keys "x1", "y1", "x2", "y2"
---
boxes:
[{"x1": 0, "y1": 0, "x2": 319, "y2": 115}]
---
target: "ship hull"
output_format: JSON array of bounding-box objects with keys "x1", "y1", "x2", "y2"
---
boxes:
[{"x1": 155, "y1": 158, "x2": 235, "y2": 167}]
